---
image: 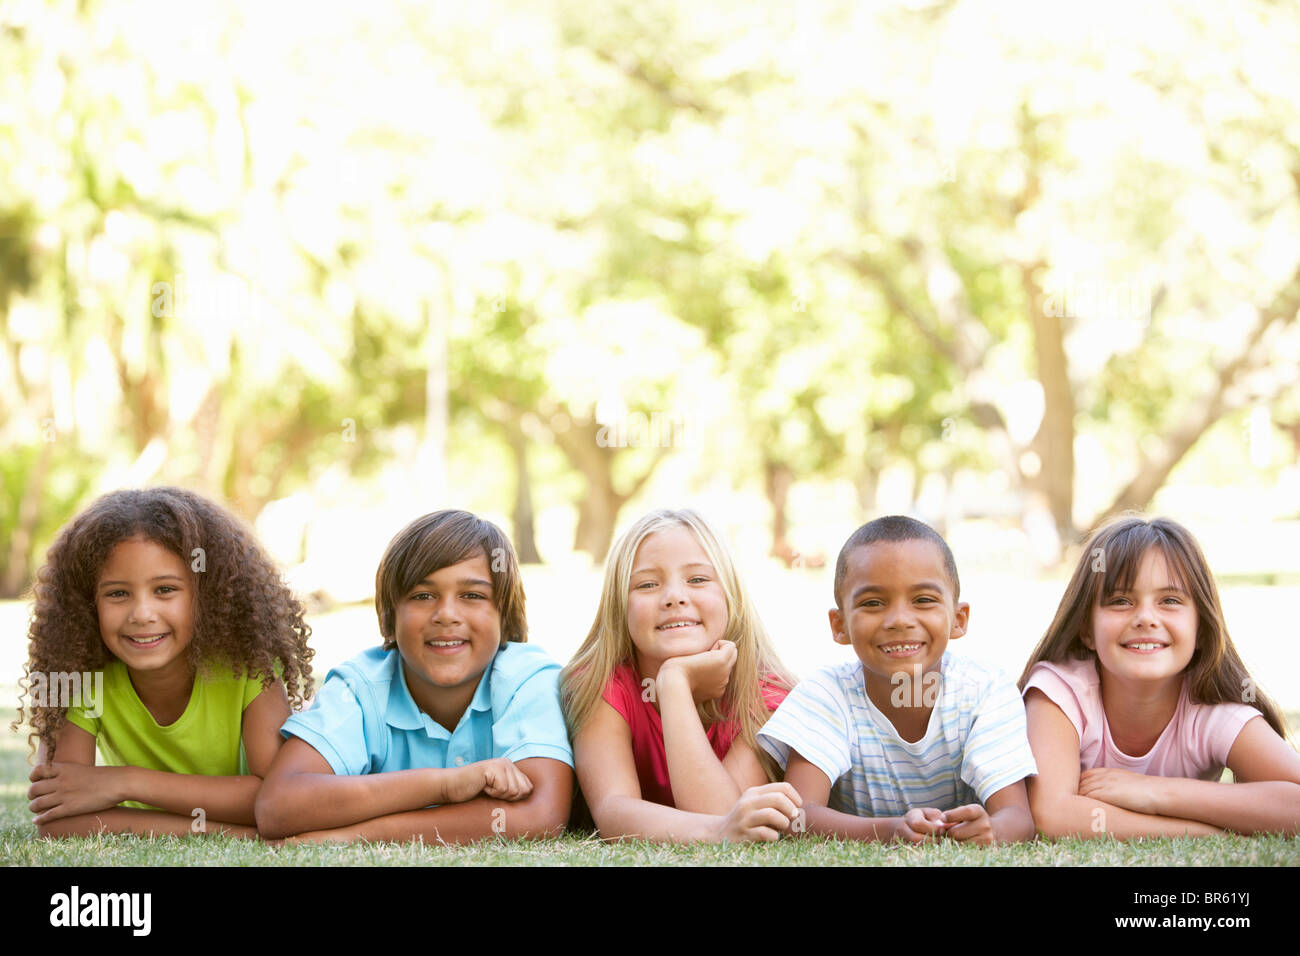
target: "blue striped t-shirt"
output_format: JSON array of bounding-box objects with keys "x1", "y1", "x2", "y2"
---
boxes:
[{"x1": 758, "y1": 653, "x2": 1037, "y2": 816}]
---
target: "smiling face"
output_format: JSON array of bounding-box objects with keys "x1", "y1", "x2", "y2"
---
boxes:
[
  {"x1": 830, "y1": 539, "x2": 968, "y2": 709},
  {"x1": 1084, "y1": 548, "x2": 1198, "y2": 693},
  {"x1": 625, "y1": 525, "x2": 729, "y2": 679},
  {"x1": 95, "y1": 536, "x2": 195, "y2": 679},
  {"x1": 394, "y1": 551, "x2": 502, "y2": 728}
]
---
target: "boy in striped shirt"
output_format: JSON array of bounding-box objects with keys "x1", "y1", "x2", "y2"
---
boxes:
[{"x1": 758, "y1": 516, "x2": 1037, "y2": 844}]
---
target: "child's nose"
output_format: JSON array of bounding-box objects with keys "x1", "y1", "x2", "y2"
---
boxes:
[
  {"x1": 882, "y1": 602, "x2": 915, "y2": 627},
  {"x1": 127, "y1": 597, "x2": 159, "y2": 623},
  {"x1": 1132, "y1": 601, "x2": 1159, "y2": 626},
  {"x1": 661, "y1": 580, "x2": 688, "y2": 606},
  {"x1": 431, "y1": 595, "x2": 460, "y2": 621}
]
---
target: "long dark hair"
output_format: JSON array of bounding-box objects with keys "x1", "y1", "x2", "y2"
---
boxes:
[{"x1": 1018, "y1": 515, "x2": 1288, "y2": 739}]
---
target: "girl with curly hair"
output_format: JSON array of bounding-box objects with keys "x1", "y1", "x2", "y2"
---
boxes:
[{"x1": 17, "y1": 486, "x2": 313, "y2": 838}]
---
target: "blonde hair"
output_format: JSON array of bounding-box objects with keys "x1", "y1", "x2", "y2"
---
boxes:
[{"x1": 561, "y1": 508, "x2": 795, "y2": 781}]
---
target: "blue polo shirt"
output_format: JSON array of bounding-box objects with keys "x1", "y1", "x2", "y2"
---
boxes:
[{"x1": 281, "y1": 642, "x2": 573, "y2": 775}]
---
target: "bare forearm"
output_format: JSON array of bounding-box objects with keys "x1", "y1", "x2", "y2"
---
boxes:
[
  {"x1": 330, "y1": 795, "x2": 567, "y2": 845},
  {"x1": 115, "y1": 767, "x2": 261, "y2": 825},
  {"x1": 590, "y1": 794, "x2": 725, "y2": 843},
  {"x1": 797, "y1": 803, "x2": 901, "y2": 842},
  {"x1": 37, "y1": 808, "x2": 258, "y2": 839},
  {"x1": 1151, "y1": 779, "x2": 1300, "y2": 835},
  {"x1": 989, "y1": 805, "x2": 1036, "y2": 844},
  {"x1": 657, "y1": 673, "x2": 740, "y2": 814},
  {"x1": 256, "y1": 768, "x2": 465, "y2": 838},
  {"x1": 1034, "y1": 793, "x2": 1220, "y2": 840}
]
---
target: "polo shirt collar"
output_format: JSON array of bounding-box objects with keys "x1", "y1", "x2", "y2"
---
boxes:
[{"x1": 385, "y1": 651, "x2": 498, "y2": 733}]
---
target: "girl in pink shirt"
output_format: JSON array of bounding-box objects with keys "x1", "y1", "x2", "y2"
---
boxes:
[
  {"x1": 561, "y1": 508, "x2": 800, "y2": 842},
  {"x1": 1019, "y1": 516, "x2": 1300, "y2": 838}
]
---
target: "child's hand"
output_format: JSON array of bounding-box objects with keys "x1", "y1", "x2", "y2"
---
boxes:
[
  {"x1": 27, "y1": 762, "x2": 121, "y2": 824},
  {"x1": 897, "y1": 807, "x2": 947, "y2": 843},
  {"x1": 713, "y1": 783, "x2": 802, "y2": 843},
  {"x1": 658, "y1": 640, "x2": 738, "y2": 703},
  {"x1": 1078, "y1": 767, "x2": 1159, "y2": 814},
  {"x1": 444, "y1": 759, "x2": 533, "y2": 805},
  {"x1": 478, "y1": 758, "x2": 533, "y2": 802},
  {"x1": 941, "y1": 803, "x2": 995, "y2": 844}
]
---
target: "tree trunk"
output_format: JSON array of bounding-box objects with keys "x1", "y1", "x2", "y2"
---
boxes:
[
  {"x1": 764, "y1": 458, "x2": 795, "y2": 564},
  {"x1": 550, "y1": 409, "x2": 669, "y2": 563},
  {"x1": 1023, "y1": 262, "x2": 1077, "y2": 544},
  {"x1": 506, "y1": 421, "x2": 542, "y2": 563},
  {"x1": 573, "y1": 479, "x2": 622, "y2": 561}
]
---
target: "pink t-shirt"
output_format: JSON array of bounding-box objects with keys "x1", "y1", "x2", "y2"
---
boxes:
[
  {"x1": 602, "y1": 662, "x2": 788, "y2": 807},
  {"x1": 1023, "y1": 658, "x2": 1259, "y2": 780}
]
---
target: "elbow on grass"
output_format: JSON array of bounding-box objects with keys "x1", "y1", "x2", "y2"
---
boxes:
[
  {"x1": 1027, "y1": 796, "x2": 1086, "y2": 841},
  {"x1": 503, "y1": 799, "x2": 570, "y2": 841},
  {"x1": 253, "y1": 788, "x2": 298, "y2": 841},
  {"x1": 35, "y1": 820, "x2": 60, "y2": 840}
]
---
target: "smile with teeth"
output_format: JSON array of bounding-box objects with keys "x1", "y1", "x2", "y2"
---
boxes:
[
  {"x1": 124, "y1": 633, "x2": 168, "y2": 647},
  {"x1": 658, "y1": 621, "x2": 700, "y2": 630},
  {"x1": 878, "y1": 642, "x2": 924, "y2": 655},
  {"x1": 1122, "y1": 641, "x2": 1167, "y2": 651}
]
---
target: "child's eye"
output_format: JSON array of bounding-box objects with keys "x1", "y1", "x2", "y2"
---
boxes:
[
  {"x1": 633, "y1": 581, "x2": 657, "y2": 590},
  {"x1": 688, "y1": 576, "x2": 710, "y2": 585},
  {"x1": 104, "y1": 589, "x2": 128, "y2": 599},
  {"x1": 916, "y1": 596, "x2": 937, "y2": 604},
  {"x1": 461, "y1": 592, "x2": 487, "y2": 600}
]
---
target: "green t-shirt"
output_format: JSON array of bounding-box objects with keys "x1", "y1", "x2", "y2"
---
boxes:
[{"x1": 64, "y1": 660, "x2": 265, "y2": 809}]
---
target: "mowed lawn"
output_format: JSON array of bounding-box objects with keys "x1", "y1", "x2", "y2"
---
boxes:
[{"x1": 3, "y1": 697, "x2": 1298, "y2": 867}]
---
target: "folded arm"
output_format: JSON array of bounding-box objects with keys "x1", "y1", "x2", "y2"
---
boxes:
[
  {"x1": 255, "y1": 734, "x2": 518, "y2": 838},
  {"x1": 30, "y1": 684, "x2": 289, "y2": 836},
  {"x1": 576, "y1": 699, "x2": 799, "y2": 843},
  {"x1": 1079, "y1": 716, "x2": 1300, "y2": 835},
  {"x1": 290, "y1": 757, "x2": 573, "y2": 844},
  {"x1": 1024, "y1": 689, "x2": 1220, "y2": 839}
]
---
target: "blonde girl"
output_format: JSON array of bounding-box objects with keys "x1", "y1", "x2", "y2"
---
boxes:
[
  {"x1": 1019, "y1": 516, "x2": 1300, "y2": 838},
  {"x1": 562, "y1": 508, "x2": 802, "y2": 842}
]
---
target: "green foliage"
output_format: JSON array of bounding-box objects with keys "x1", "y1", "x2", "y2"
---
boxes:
[{"x1": 3, "y1": 0, "x2": 1299, "y2": 574}]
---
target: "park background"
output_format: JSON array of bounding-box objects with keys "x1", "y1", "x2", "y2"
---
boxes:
[{"x1": 2, "y1": 0, "x2": 1299, "y2": 863}]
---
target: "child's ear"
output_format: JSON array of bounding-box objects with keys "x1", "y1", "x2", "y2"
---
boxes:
[
  {"x1": 1079, "y1": 630, "x2": 1095, "y2": 650},
  {"x1": 829, "y1": 608, "x2": 850, "y2": 645},
  {"x1": 949, "y1": 601, "x2": 970, "y2": 641}
]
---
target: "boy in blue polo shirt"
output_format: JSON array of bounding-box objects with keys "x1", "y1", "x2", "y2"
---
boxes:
[{"x1": 255, "y1": 511, "x2": 573, "y2": 842}]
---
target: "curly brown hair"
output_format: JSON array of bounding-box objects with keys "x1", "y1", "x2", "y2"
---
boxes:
[{"x1": 14, "y1": 486, "x2": 314, "y2": 759}]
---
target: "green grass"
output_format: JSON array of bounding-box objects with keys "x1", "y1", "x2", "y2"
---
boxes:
[{"x1": 4, "y1": 694, "x2": 1299, "y2": 867}]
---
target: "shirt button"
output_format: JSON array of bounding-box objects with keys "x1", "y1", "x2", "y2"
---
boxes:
[{"x1": 453, "y1": 756, "x2": 465, "y2": 766}]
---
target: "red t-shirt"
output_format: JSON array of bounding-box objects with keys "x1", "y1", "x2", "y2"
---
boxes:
[{"x1": 601, "y1": 662, "x2": 789, "y2": 807}]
